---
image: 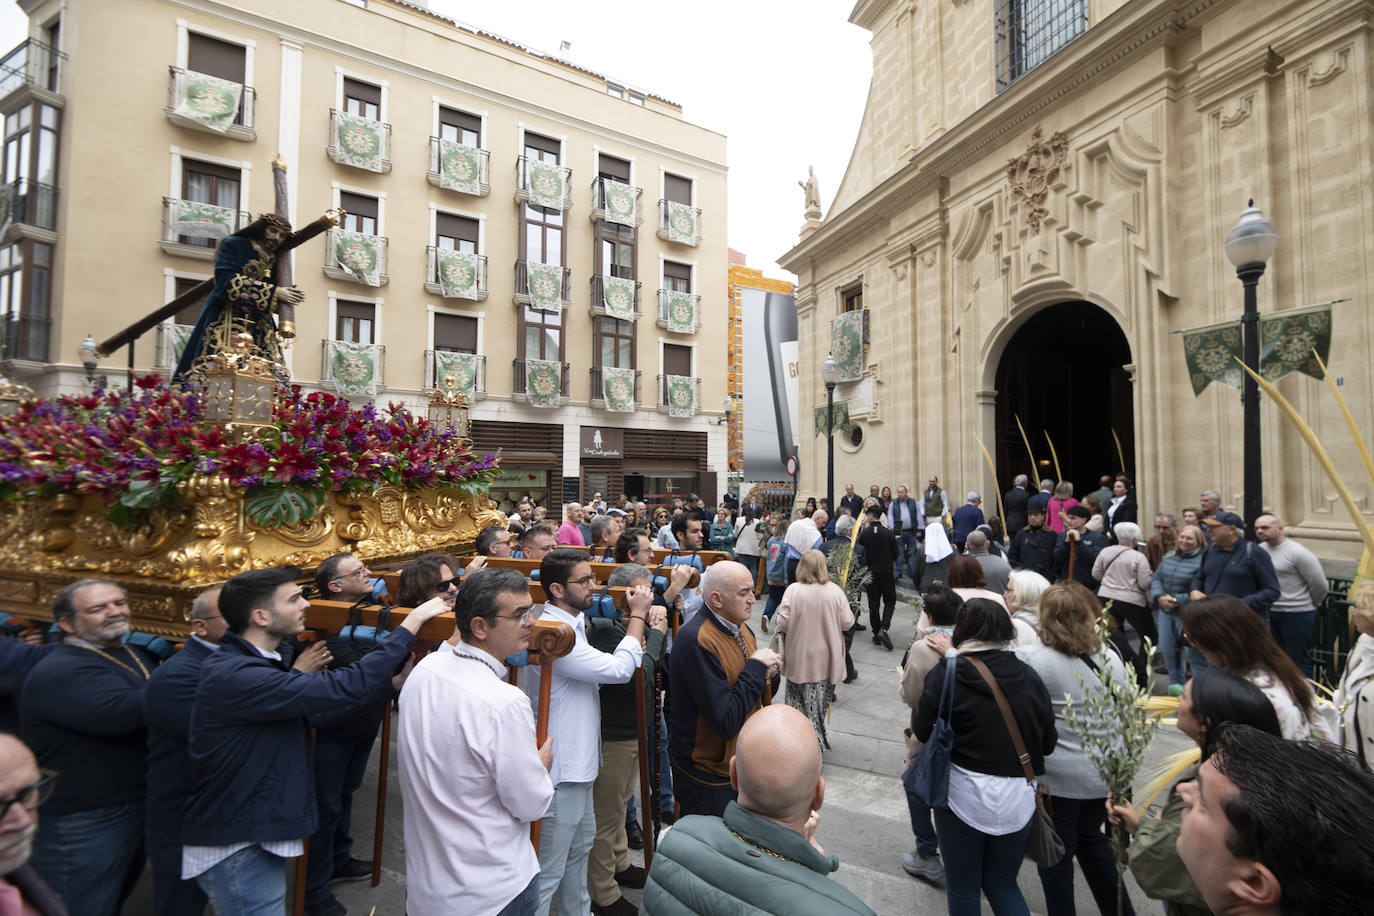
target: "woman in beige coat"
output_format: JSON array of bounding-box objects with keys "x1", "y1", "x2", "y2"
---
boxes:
[
  {"x1": 1335, "y1": 579, "x2": 1374, "y2": 768},
  {"x1": 774, "y1": 549, "x2": 855, "y2": 749}
]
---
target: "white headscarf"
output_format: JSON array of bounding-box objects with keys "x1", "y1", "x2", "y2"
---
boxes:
[{"x1": 924, "y1": 522, "x2": 954, "y2": 563}]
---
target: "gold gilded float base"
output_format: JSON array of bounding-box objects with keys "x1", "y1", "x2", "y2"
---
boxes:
[{"x1": 0, "y1": 479, "x2": 505, "y2": 637}]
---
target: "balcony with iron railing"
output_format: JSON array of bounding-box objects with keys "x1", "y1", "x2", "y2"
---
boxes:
[
  {"x1": 513, "y1": 259, "x2": 572, "y2": 310},
  {"x1": 655, "y1": 288, "x2": 702, "y2": 333},
  {"x1": 657, "y1": 199, "x2": 701, "y2": 246},
  {"x1": 158, "y1": 196, "x2": 250, "y2": 258},
  {"x1": 425, "y1": 247, "x2": 487, "y2": 301},
  {"x1": 0, "y1": 39, "x2": 64, "y2": 104},
  {"x1": 514, "y1": 156, "x2": 573, "y2": 211},
  {"x1": 164, "y1": 67, "x2": 256, "y2": 139},
  {"x1": 589, "y1": 177, "x2": 643, "y2": 227},
  {"x1": 512, "y1": 358, "x2": 570, "y2": 397},
  {"x1": 0, "y1": 180, "x2": 58, "y2": 242},
  {"x1": 328, "y1": 109, "x2": 392, "y2": 173},
  {"x1": 428, "y1": 137, "x2": 490, "y2": 196},
  {"x1": 588, "y1": 275, "x2": 641, "y2": 320},
  {"x1": 656, "y1": 374, "x2": 700, "y2": 414},
  {"x1": 323, "y1": 228, "x2": 389, "y2": 286},
  {"x1": 424, "y1": 350, "x2": 486, "y2": 396},
  {"x1": 588, "y1": 366, "x2": 642, "y2": 409},
  {"x1": 0, "y1": 313, "x2": 49, "y2": 363}
]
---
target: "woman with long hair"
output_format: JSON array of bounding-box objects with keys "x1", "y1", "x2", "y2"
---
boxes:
[
  {"x1": 1092, "y1": 521, "x2": 1154, "y2": 687},
  {"x1": 1018, "y1": 582, "x2": 1134, "y2": 916},
  {"x1": 397, "y1": 553, "x2": 459, "y2": 608},
  {"x1": 1048, "y1": 481, "x2": 1078, "y2": 534},
  {"x1": 880, "y1": 485, "x2": 894, "y2": 510},
  {"x1": 1181, "y1": 595, "x2": 1328, "y2": 739},
  {"x1": 1105, "y1": 476, "x2": 1138, "y2": 542},
  {"x1": 1081, "y1": 495, "x2": 1105, "y2": 534},
  {"x1": 761, "y1": 512, "x2": 790, "y2": 628},
  {"x1": 946, "y1": 554, "x2": 1007, "y2": 609},
  {"x1": 773, "y1": 550, "x2": 855, "y2": 749},
  {"x1": 1004, "y1": 569, "x2": 1050, "y2": 646},
  {"x1": 1334, "y1": 580, "x2": 1374, "y2": 769},
  {"x1": 913, "y1": 598, "x2": 1057, "y2": 915},
  {"x1": 733, "y1": 507, "x2": 763, "y2": 585},
  {"x1": 1107, "y1": 668, "x2": 1282, "y2": 915}
]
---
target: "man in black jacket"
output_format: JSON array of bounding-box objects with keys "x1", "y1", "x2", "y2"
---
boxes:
[
  {"x1": 1002, "y1": 475, "x2": 1030, "y2": 540},
  {"x1": 858, "y1": 505, "x2": 899, "y2": 650},
  {"x1": 1007, "y1": 508, "x2": 1056, "y2": 581},
  {"x1": 1053, "y1": 505, "x2": 1106, "y2": 589}
]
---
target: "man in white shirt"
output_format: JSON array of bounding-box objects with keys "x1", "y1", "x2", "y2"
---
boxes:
[
  {"x1": 529, "y1": 550, "x2": 650, "y2": 916},
  {"x1": 1255, "y1": 514, "x2": 1329, "y2": 678},
  {"x1": 785, "y1": 510, "x2": 826, "y2": 583},
  {"x1": 398, "y1": 567, "x2": 554, "y2": 916}
]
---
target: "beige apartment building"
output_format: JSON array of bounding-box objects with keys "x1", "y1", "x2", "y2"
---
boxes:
[
  {"x1": 781, "y1": 0, "x2": 1374, "y2": 561},
  {"x1": 1, "y1": 0, "x2": 729, "y2": 512}
]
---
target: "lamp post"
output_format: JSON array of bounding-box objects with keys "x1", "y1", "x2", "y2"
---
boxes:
[
  {"x1": 821, "y1": 353, "x2": 841, "y2": 520},
  {"x1": 1223, "y1": 200, "x2": 1279, "y2": 541}
]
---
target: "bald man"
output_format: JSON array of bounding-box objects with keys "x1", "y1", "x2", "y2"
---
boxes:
[
  {"x1": 0, "y1": 734, "x2": 66, "y2": 915},
  {"x1": 643, "y1": 706, "x2": 875, "y2": 915}
]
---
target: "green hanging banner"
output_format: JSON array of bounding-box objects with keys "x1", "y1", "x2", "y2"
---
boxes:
[
  {"x1": 814, "y1": 401, "x2": 851, "y2": 436},
  {"x1": 1259, "y1": 304, "x2": 1332, "y2": 383},
  {"x1": 1182, "y1": 318, "x2": 1244, "y2": 395}
]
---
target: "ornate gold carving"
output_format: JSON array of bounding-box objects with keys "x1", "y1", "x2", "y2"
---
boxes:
[
  {"x1": 42, "y1": 493, "x2": 81, "y2": 553},
  {"x1": 1007, "y1": 127, "x2": 1069, "y2": 230}
]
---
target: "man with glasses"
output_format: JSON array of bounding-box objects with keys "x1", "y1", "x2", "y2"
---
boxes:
[
  {"x1": 398, "y1": 568, "x2": 555, "y2": 916},
  {"x1": 0, "y1": 734, "x2": 63, "y2": 915},
  {"x1": 518, "y1": 523, "x2": 557, "y2": 563},
  {"x1": 20, "y1": 578, "x2": 158, "y2": 916},
  {"x1": 530, "y1": 550, "x2": 650, "y2": 916}
]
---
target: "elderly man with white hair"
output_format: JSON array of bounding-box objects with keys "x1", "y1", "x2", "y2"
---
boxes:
[
  {"x1": 950, "y1": 491, "x2": 985, "y2": 554},
  {"x1": 1093, "y1": 521, "x2": 1155, "y2": 687}
]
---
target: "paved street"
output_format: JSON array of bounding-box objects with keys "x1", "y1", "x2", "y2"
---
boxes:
[{"x1": 127, "y1": 583, "x2": 1192, "y2": 914}]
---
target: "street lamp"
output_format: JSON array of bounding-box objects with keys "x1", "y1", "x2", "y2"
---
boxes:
[
  {"x1": 1224, "y1": 199, "x2": 1279, "y2": 540},
  {"x1": 821, "y1": 352, "x2": 842, "y2": 520}
]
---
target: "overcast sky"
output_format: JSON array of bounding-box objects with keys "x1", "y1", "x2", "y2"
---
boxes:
[{"x1": 0, "y1": 0, "x2": 873, "y2": 277}]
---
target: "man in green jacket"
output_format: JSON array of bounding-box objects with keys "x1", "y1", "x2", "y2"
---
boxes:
[{"x1": 642, "y1": 705, "x2": 875, "y2": 916}]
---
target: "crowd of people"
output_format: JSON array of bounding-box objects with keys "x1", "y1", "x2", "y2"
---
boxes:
[{"x1": 1, "y1": 475, "x2": 1373, "y2": 916}]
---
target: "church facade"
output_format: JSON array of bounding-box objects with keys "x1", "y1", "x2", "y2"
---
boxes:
[{"x1": 780, "y1": 0, "x2": 1374, "y2": 561}]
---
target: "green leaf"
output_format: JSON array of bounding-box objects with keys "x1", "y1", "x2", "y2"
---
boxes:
[{"x1": 244, "y1": 482, "x2": 328, "y2": 527}]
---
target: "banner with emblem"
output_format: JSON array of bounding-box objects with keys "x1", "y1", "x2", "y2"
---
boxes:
[
  {"x1": 665, "y1": 201, "x2": 697, "y2": 244},
  {"x1": 526, "y1": 160, "x2": 566, "y2": 211},
  {"x1": 814, "y1": 401, "x2": 851, "y2": 437},
  {"x1": 666, "y1": 375, "x2": 696, "y2": 418},
  {"x1": 1260, "y1": 304, "x2": 1333, "y2": 383},
  {"x1": 435, "y1": 249, "x2": 479, "y2": 299},
  {"x1": 601, "y1": 276, "x2": 636, "y2": 320},
  {"x1": 525, "y1": 359, "x2": 562, "y2": 408},
  {"x1": 664, "y1": 291, "x2": 697, "y2": 333},
  {"x1": 334, "y1": 231, "x2": 382, "y2": 286},
  {"x1": 434, "y1": 350, "x2": 477, "y2": 395},
  {"x1": 170, "y1": 199, "x2": 236, "y2": 240},
  {"x1": 1182, "y1": 318, "x2": 1244, "y2": 395},
  {"x1": 526, "y1": 262, "x2": 563, "y2": 312},
  {"x1": 437, "y1": 139, "x2": 483, "y2": 195},
  {"x1": 172, "y1": 71, "x2": 242, "y2": 133},
  {"x1": 327, "y1": 340, "x2": 380, "y2": 399},
  {"x1": 333, "y1": 112, "x2": 386, "y2": 171},
  {"x1": 602, "y1": 179, "x2": 636, "y2": 226},
  {"x1": 830, "y1": 310, "x2": 865, "y2": 381},
  {"x1": 602, "y1": 367, "x2": 636, "y2": 412}
]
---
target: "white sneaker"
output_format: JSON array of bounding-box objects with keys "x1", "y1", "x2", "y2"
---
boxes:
[{"x1": 901, "y1": 851, "x2": 945, "y2": 887}]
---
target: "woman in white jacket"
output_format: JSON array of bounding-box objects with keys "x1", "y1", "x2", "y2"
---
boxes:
[{"x1": 1335, "y1": 579, "x2": 1374, "y2": 768}]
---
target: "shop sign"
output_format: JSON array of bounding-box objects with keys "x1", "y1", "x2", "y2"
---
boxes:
[
  {"x1": 492, "y1": 469, "x2": 547, "y2": 487},
  {"x1": 580, "y1": 426, "x2": 624, "y2": 459}
]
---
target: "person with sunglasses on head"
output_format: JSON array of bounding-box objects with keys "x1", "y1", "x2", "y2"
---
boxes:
[
  {"x1": 529, "y1": 550, "x2": 651, "y2": 916},
  {"x1": 0, "y1": 734, "x2": 64, "y2": 916}
]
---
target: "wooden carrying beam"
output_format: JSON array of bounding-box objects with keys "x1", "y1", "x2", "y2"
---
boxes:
[{"x1": 457, "y1": 556, "x2": 700, "y2": 589}]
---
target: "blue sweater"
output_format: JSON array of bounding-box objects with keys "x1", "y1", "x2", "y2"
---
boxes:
[
  {"x1": 181, "y1": 628, "x2": 414, "y2": 847},
  {"x1": 142, "y1": 637, "x2": 215, "y2": 841},
  {"x1": 1189, "y1": 540, "x2": 1280, "y2": 615}
]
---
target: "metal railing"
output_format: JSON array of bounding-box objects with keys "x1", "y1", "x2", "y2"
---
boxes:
[
  {"x1": 513, "y1": 260, "x2": 572, "y2": 309},
  {"x1": 0, "y1": 39, "x2": 64, "y2": 98},
  {"x1": 656, "y1": 288, "x2": 702, "y2": 333},
  {"x1": 0, "y1": 313, "x2": 49, "y2": 362},
  {"x1": 328, "y1": 109, "x2": 392, "y2": 172},
  {"x1": 160, "y1": 197, "x2": 250, "y2": 249},
  {"x1": 6, "y1": 180, "x2": 58, "y2": 232},
  {"x1": 994, "y1": 0, "x2": 1088, "y2": 92},
  {"x1": 656, "y1": 374, "x2": 700, "y2": 410},
  {"x1": 589, "y1": 275, "x2": 641, "y2": 319},
  {"x1": 426, "y1": 247, "x2": 488, "y2": 300},
  {"x1": 323, "y1": 228, "x2": 389, "y2": 286},
  {"x1": 165, "y1": 67, "x2": 256, "y2": 131},
  {"x1": 588, "y1": 366, "x2": 641, "y2": 406},
  {"x1": 428, "y1": 137, "x2": 490, "y2": 195},
  {"x1": 424, "y1": 350, "x2": 486, "y2": 395},
  {"x1": 514, "y1": 156, "x2": 573, "y2": 210},
  {"x1": 1312, "y1": 575, "x2": 1358, "y2": 687},
  {"x1": 512, "y1": 358, "x2": 570, "y2": 396},
  {"x1": 590, "y1": 177, "x2": 643, "y2": 226},
  {"x1": 657, "y1": 199, "x2": 702, "y2": 246}
]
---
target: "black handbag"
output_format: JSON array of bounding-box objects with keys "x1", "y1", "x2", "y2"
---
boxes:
[
  {"x1": 965, "y1": 656, "x2": 1066, "y2": 867},
  {"x1": 901, "y1": 656, "x2": 958, "y2": 808}
]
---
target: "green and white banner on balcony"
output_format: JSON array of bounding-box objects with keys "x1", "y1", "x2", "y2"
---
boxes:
[
  {"x1": 526, "y1": 359, "x2": 562, "y2": 408},
  {"x1": 603, "y1": 179, "x2": 636, "y2": 226},
  {"x1": 334, "y1": 231, "x2": 382, "y2": 286},
  {"x1": 167, "y1": 323, "x2": 196, "y2": 366},
  {"x1": 526, "y1": 262, "x2": 563, "y2": 312},
  {"x1": 666, "y1": 201, "x2": 697, "y2": 244},
  {"x1": 327, "y1": 340, "x2": 380, "y2": 399},
  {"x1": 334, "y1": 112, "x2": 386, "y2": 171},
  {"x1": 434, "y1": 350, "x2": 478, "y2": 395},
  {"x1": 830, "y1": 310, "x2": 865, "y2": 381},
  {"x1": 602, "y1": 276, "x2": 636, "y2": 320},
  {"x1": 436, "y1": 249, "x2": 479, "y2": 299},
  {"x1": 665, "y1": 291, "x2": 697, "y2": 333},
  {"x1": 602, "y1": 367, "x2": 636, "y2": 412},
  {"x1": 173, "y1": 71, "x2": 242, "y2": 133},
  {"x1": 438, "y1": 140, "x2": 484, "y2": 195},
  {"x1": 526, "y1": 160, "x2": 566, "y2": 210},
  {"x1": 170, "y1": 199, "x2": 236, "y2": 240},
  {"x1": 666, "y1": 375, "x2": 696, "y2": 418}
]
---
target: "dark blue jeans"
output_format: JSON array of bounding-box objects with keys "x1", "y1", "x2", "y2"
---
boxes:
[
  {"x1": 306, "y1": 729, "x2": 378, "y2": 905},
  {"x1": 896, "y1": 531, "x2": 919, "y2": 580},
  {"x1": 934, "y1": 806, "x2": 1032, "y2": 916},
  {"x1": 146, "y1": 817, "x2": 208, "y2": 916},
  {"x1": 1269, "y1": 611, "x2": 1316, "y2": 678},
  {"x1": 904, "y1": 778, "x2": 939, "y2": 858},
  {"x1": 496, "y1": 874, "x2": 540, "y2": 916},
  {"x1": 763, "y1": 583, "x2": 786, "y2": 620},
  {"x1": 30, "y1": 802, "x2": 144, "y2": 916},
  {"x1": 1035, "y1": 796, "x2": 1134, "y2": 916}
]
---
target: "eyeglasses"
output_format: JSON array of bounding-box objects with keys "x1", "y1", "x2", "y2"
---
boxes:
[
  {"x1": 0, "y1": 770, "x2": 56, "y2": 819},
  {"x1": 494, "y1": 610, "x2": 536, "y2": 623},
  {"x1": 441, "y1": 577, "x2": 462, "y2": 591},
  {"x1": 331, "y1": 567, "x2": 370, "y2": 582},
  {"x1": 568, "y1": 574, "x2": 598, "y2": 587}
]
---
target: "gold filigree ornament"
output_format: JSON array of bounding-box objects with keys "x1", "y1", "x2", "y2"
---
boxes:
[
  {"x1": 203, "y1": 333, "x2": 279, "y2": 438},
  {"x1": 1007, "y1": 127, "x2": 1070, "y2": 231}
]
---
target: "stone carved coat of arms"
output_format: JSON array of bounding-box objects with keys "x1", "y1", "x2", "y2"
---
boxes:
[{"x1": 1007, "y1": 128, "x2": 1069, "y2": 230}]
